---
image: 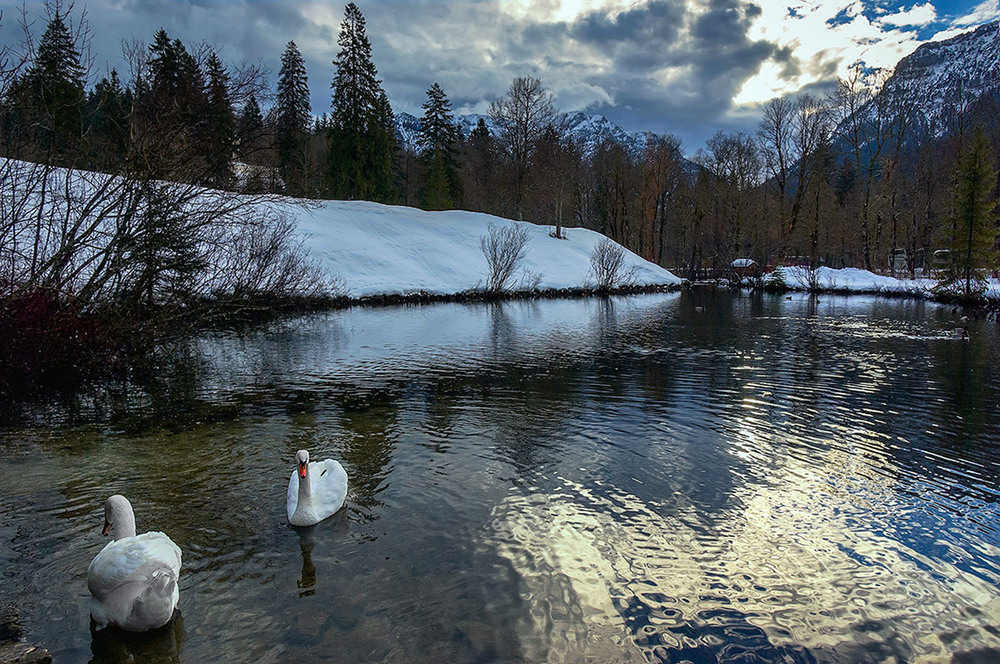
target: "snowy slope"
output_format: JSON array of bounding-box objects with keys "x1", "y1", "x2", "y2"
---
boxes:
[{"x1": 295, "y1": 200, "x2": 682, "y2": 297}]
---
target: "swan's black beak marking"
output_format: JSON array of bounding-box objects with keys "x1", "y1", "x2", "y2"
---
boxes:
[
  {"x1": 321, "y1": 468, "x2": 327, "y2": 476},
  {"x1": 298, "y1": 462, "x2": 307, "y2": 479},
  {"x1": 102, "y1": 519, "x2": 111, "y2": 536}
]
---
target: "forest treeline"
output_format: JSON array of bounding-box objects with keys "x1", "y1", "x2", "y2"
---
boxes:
[
  {"x1": 0, "y1": 3, "x2": 997, "y2": 389},
  {"x1": 3, "y1": 3, "x2": 997, "y2": 277}
]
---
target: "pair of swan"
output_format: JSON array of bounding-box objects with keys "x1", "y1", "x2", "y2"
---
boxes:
[{"x1": 87, "y1": 450, "x2": 348, "y2": 632}]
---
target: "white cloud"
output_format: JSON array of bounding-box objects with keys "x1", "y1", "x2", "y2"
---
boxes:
[
  {"x1": 930, "y1": 0, "x2": 999, "y2": 40},
  {"x1": 733, "y1": 0, "x2": 929, "y2": 107},
  {"x1": 876, "y1": 3, "x2": 937, "y2": 28}
]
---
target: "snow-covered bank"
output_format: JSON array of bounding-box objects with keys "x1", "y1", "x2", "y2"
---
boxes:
[
  {"x1": 295, "y1": 200, "x2": 682, "y2": 297},
  {"x1": 769, "y1": 265, "x2": 1000, "y2": 302}
]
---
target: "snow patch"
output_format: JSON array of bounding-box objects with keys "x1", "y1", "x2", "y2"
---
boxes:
[{"x1": 293, "y1": 199, "x2": 682, "y2": 297}]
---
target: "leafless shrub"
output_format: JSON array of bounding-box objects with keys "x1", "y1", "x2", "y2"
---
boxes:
[
  {"x1": 205, "y1": 208, "x2": 330, "y2": 300},
  {"x1": 518, "y1": 268, "x2": 542, "y2": 291},
  {"x1": 590, "y1": 237, "x2": 638, "y2": 290},
  {"x1": 0, "y1": 160, "x2": 330, "y2": 311},
  {"x1": 480, "y1": 222, "x2": 531, "y2": 292}
]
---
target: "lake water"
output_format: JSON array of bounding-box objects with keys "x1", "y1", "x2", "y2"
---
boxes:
[{"x1": 1, "y1": 292, "x2": 999, "y2": 663}]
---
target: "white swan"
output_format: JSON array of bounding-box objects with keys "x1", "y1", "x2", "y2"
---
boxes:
[
  {"x1": 287, "y1": 449, "x2": 348, "y2": 526},
  {"x1": 87, "y1": 495, "x2": 182, "y2": 632}
]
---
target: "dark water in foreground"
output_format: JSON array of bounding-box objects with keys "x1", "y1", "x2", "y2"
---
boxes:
[{"x1": 1, "y1": 292, "x2": 999, "y2": 663}]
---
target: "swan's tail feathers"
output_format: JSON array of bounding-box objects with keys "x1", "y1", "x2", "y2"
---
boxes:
[{"x1": 128, "y1": 569, "x2": 179, "y2": 631}]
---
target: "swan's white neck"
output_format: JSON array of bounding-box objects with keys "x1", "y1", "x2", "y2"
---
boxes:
[
  {"x1": 114, "y1": 513, "x2": 137, "y2": 540},
  {"x1": 297, "y1": 468, "x2": 313, "y2": 506},
  {"x1": 106, "y1": 495, "x2": 137, "y2": 540}
]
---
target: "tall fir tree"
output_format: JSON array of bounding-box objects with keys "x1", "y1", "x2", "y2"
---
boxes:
[
  {"x1": 417, "y1": 82, "x2": 460, "y2": 209},
  {"x1": 462, "y1": 117, "x2": 497, "y2": 213},
  {"x1": 328, "y1": 2, "x2": 395, "y2": 201},
  {"x1": 276, "y1": 40, "x2": 311, "y2": 196},
  {"x1": 371, "y1": 88, "x2": 397, "y2": 201},
  {"x1": 11, "y1": 8, "x2": 86, "y2": 160},
  {"x1": 237, "y1": 95, "x2": 264, "y2": 161},
  {"x1": 948, "y1": 125, "x2": 998, "y2": 298},
  {"x1": 202, "y1": 51, "x2": 235, "y2": 188},
  {"x1": 84, "y1": 69, "x2": 131, "y2": 170},
  {"x1": 141, "y1": 29, "x2": 207, "y2": 179}
]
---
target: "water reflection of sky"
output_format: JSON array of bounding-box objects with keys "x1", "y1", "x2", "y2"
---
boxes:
[{"x1": 2, "y1": 292, "x2": 999, "y2": 663}]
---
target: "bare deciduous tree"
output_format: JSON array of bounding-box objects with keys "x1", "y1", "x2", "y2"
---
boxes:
[
  {"x1": 490, "y1": 76, "x2": 556, "y2": 220},
  {"x1": 480, "y1": 222, "x2": 530, "y2": 293},
  {"x1": 833, "y1": 64, "x2": 891, "y2": 270},
  {"x1": 757, "y1": 94, "x2": 832, "y2": 260},
  {"x1": 590, "y1": 237, "x2": 637, "y2": 290}
]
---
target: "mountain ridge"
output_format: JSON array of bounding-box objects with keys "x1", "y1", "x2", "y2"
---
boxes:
[
  {"x1": 875, "y1": 20, "x2": 999, "y2": 135},
  {"x1": 394, "y1": 110, "x2": 656, "y2": 157}
]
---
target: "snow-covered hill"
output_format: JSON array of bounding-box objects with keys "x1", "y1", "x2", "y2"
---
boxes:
[{"x1": 295, "y1": 200, "x2": 682, "y2": 297}]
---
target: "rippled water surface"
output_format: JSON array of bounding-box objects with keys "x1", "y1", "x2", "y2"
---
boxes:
[{"x1": 2, "y1": 292, "x2": 999, "y2": 663}]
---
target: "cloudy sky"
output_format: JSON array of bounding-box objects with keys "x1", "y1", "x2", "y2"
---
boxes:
[{"x1": 1, "y1": 0, "x2": 997, "y2": 151}]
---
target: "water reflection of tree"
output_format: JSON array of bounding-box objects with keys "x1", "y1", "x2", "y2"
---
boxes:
[
  {"x1": 336, "y1": 390, "x2": 400, "y2": 525},
  {"x1": 487, "y1": 301, "x2": 517, "y2": 357}
]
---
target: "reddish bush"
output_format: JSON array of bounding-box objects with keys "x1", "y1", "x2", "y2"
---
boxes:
[{"x1": 0, "y1": 288, "x2": 128, "y2": 393}]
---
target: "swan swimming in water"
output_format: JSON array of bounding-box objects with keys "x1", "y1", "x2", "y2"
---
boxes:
[
  {"x1": 87, "y1": 495, "x2": 182, "y2": 632},
  {"x1": 287, "y1": 449, "x2": 348, "y2": 526}
]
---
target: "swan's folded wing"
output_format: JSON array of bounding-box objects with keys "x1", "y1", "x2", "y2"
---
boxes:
[
  {"x1": 287, "y1": 471, "x2": 299, "y2": 520},
  {"x1": 314, "y1": 460, "x2": 348, "y2": 512},
  {"x1": 88, "y1": 533, "x2": 181, "y2": 600}
]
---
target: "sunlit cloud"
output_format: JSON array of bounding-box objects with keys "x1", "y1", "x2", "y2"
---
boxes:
[
  {"x1": 0, "y1": 0, "x2": 995, "y2": 151},
  {"x1": 733, "y1": 0, "x2": 936, "y2": 108},
  {"x1": 877, "y1": 2, "x2": 938, "y2": 28}
]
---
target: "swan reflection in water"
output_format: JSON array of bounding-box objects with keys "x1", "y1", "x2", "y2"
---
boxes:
[
  {"x1": 90, "y1": 610, "x2": 185, "y2": 664},
  {"x1": 296, "y1": 525, "x2": 318, "y2": 598},
  {"x1": 292, "y1": 507, "x2": 350, "y2": 599}
]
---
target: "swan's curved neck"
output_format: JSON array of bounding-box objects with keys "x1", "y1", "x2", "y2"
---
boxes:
[
  {"x1": 113, "y1": 508, "x2": 137, "y2": 540},
  {"x1": 298, "y1": 468, "x2": 312, "y2": 505}
]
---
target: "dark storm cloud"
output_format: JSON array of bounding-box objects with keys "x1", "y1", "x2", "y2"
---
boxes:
[
  {"x1": 1, "y1": 0, "x2": 329, "y2": 92},
  {"x1": 1, "y1": 0, "x2": 794, "y2": 150},
  {"x1": 572, "y1": 0, "x2": 685, "y2": 47},
  {"x1": 376, "y1": 0, "x2": 787, "y2": 148},
  {"x1": 556, "y1": 0, "x2": 782, "y2": 146}
]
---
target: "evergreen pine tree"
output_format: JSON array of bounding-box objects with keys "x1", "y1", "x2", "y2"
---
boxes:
[
  {"x1": 148, "y1": 29, "x2": 195, "y2": 112},
  {"x1": 948, "y1": 125, "x2": 998, "y2": 298},
  {"x1": 12, "y1": 8, "x2": 86, "y2": 160},
  {"x1": 328, "y1": 2, "x2": 395, "y2": 201},
  {"x1": 84, "y1": 69, "x2": 130, "y2": 169},
  {"x1": 331, "y1": 3, "x2": 379, "y2": 135},
  {"x1": 276, "y1": 40, "x2": 311, "y2": 195},
  {"x1": 370, "y1": 88, "x2": 397, "y2": 202},
  {"x1": 463, "y1": 118, "x2": 497, "y2": 213},
  {"x1": 202, "y1": 51, "x2": 235, "y2": 187},
  {"x1": 417, "y1": 82, "x2": 460, "y2": 209},
  {"x1": 237, "y1": 95, "x2": 265, "y2": 162},
  {"x1": 141, "y1": 29, "x2": 207, "y2": 179}
]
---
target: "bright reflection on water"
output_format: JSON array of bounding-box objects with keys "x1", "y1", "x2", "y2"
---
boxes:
[{"x1": 2, "y1": 292, "x2": 999, "y2": 663}]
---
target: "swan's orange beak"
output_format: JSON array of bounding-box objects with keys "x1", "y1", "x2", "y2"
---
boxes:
[
  {"x1": 298, "y1": 462, "x2": 307, "y2": 479},
  {"x1": 102, "y1": 519, "x2": 111, "y2": 536}
]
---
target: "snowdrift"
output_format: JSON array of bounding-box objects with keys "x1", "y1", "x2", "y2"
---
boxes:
[{"x1": 295, "y1": 199, "x2": 682, "y2": 297}]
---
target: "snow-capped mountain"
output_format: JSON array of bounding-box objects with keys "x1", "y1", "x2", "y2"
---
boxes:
[
  {"x1": 871, "y1": 21, "x2": 999, "y2": 135},
  {"x1": 394, "y1": 110, "x2": 656, "y2": 156}
]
